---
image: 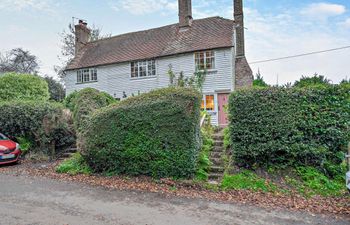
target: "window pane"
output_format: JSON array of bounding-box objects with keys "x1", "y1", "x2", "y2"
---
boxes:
[
  {"x1": 201, "y1": 99, "x2": 205, "y2": 110},
  {"x1": 139, "y1": 62, "x2": 147, "y2": 77},
  {"x1": 77, "y1": 71, "x2": 82, "y2": 83},
  {"x1": 83, "y1": 69, "x2": 90, "y2": 82},
  {"x1": 151, "y1": 61, "x2": 156, "y2": 76},
  {"x1": 91, "y1": 68, "x2": 97, "y2": 81},
  {"x1": 131, "y1": 62, "x2": 137, "y2": 77},
  {"x1": 206, "y1": 95, "x2": 214, "y2": 111},
  {"x1": 147, "y1": 60, "x2": 155, "y2": 76}
]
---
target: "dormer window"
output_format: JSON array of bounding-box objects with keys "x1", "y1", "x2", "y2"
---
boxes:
[
  {"x1": 195, "y1": 50, "x2": 215, "y2": 70},
  {"x1": 77, "y1": 68, "x2": 97, "y2": 84}
]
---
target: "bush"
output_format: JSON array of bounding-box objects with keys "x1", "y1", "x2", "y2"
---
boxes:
[
  {"x1": 196, "y1": 127, "x2": 214, "y2": 181},
  {"x1": 56, "y1": 153, "x2": 92, "y2": 175},
  {"x1": 80, "y1": 87, "x2": 202, "y2": 178},
  {"x1": 228, "y1": 86, "x2": 350, "y2": 176},
  {"x1": 71, "y1": 88, "x2": 116, "y2": 131},
  {"x1": 0, "y1": 101, "x2": 75, "y2": 155},
  {"x1": 285, "y1": 166, "x2": 346, "y2": 197},
  {"x1": 0, "y1": 73, "x2": 49, "y2": 101},
  {"x1": 44, "y1": 76, "x2": 65, "y2": 102}
]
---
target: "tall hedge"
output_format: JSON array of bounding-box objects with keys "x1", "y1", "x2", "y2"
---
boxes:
[
  {"x1": 71, "y1": 88, "x2": 116, "y2": 131},
  {"x1": 80, "y1": 87, "x2": 202, "y2": 178},
  {"x1": 0, "y1": 101, "x2": 75, "y2": 155},
  {"x1": 0, "y1": 73, "x2": 49, "y2": 101},
  {"x1": 229, "y1": 86, "x2": 350, "y2": 177}
]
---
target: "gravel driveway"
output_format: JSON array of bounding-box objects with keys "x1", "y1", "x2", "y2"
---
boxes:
[{"x1": 0, "y1": 174, "x2": 348, "y2": 225}]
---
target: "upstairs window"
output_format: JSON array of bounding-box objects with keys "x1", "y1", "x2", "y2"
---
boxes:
[
  {"x1": 195, "y1": 50, "x2": 215, "y2": 70},
  {"x1": 131, "y1": 60, "x2": 156, "y2": 78},
  {"x1": 77, "y1": 68, "x2": 97, "y2": 83}
]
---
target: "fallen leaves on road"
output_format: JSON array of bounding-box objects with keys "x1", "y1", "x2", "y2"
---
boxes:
[{"x1": 0, "y1": 161, "x2": 349, "y2": 219}]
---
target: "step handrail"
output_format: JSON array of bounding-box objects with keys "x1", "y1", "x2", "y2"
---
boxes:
[{"x1": 200, "y1": 113, "x2": 206, "y2": 128}]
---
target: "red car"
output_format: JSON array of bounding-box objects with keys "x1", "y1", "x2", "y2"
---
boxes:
[{"x1": 0, "y1": 133, "x2": 21, "y2": 165}]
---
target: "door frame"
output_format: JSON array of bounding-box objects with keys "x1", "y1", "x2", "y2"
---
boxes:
[{"x1": 217, "y1": 92, "x2": 230, "y2": 127}]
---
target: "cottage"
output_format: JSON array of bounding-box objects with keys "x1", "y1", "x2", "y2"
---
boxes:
[{"x1": 64, "y1": 0, "x2": 253, "y2": 126}]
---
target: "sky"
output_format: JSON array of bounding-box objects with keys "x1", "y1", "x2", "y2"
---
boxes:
[{"x1": 0, "y1": 0, "x2": 350, "y2": 85}]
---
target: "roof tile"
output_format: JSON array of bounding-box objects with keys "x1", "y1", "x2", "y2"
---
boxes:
[{"x1": 66, "y1": 17, "x2": 234, "y2": 70}]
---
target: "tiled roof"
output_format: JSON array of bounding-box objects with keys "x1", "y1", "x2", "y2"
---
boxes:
[{"x1": 66, "y1": 17, "x2": 234, "y2": 70}]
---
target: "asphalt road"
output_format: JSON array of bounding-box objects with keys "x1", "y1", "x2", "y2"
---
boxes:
[{"x1": 0, "y1": 174, "x2": 348, "y2": 225}]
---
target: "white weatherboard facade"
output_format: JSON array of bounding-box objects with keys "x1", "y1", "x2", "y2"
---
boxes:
[{"x1": 65, "y1": 47, "x2": 235, "y2": 125}]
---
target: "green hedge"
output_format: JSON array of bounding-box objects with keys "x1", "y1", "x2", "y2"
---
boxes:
[
  {"x1": 228, "y1": 86, "x2": 350, "y2": 177},
  {"x1": 0, "y1": 73, "x2": 49, "y2": 101},
  {"x1": 80, "y1": 87, "x2": 202, "y2": 178},
  {"x1": 71, "y1": 88, "x2": 116, "y2": 131},
  {"x1": 0, "y1": 101, "x2": 75, "y2": 155}
]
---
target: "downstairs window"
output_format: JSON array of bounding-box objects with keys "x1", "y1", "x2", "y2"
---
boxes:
[
  {"x1": 201, "y1": 95, "x2": 215, "y2": 111},
  {"x1": 77, "y1": 68, "x2": 97, "y2": 83}
]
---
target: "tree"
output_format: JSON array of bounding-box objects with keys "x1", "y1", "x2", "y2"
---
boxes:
[
  {"x1": 0, "y1": 48, "x2": 39, "y2": 74},
  {"x1": 56, "y1": 23, "x2": 111, "y2": 78},
  {"x1": 253, "y1": 69, "x2": 269, "y2": 87},
  {"x1": 294, "y1": 74, "x2": 331, "y2": 88},
  {"x1": 44, "y1": 76, "x2": 65, "y2": 102}
]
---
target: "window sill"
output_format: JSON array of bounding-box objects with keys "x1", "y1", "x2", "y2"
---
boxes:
[
  {"x1": 197, "y1": 69, "x2": 218, "y2": 74},
  {"x1": 76, "y1": 81, "x2": 98, "y2": 85},
  {"x1": 130, "y1": 76, "x2": 157, "y2": 81},
  {"x1": 201, "y1": 110, "x2": 217, "y2": 115}
]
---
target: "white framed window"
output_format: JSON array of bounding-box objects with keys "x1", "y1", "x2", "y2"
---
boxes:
[
  {"x1": 195, "y1": 50, "x2": 215, "y2": 70},
  {"x1": 90, "y1": 68, "x2": 97, "y2": 81},
  {"x1": 201, "y1": 95, "x2": 215, "y2": 111},
  {"x1": 76, "y1": 68, "x2": 98, "y2": 83},
  {"x1": 77, "y1": 70, "x2": 82, "y2": 83},
  {"x1": 131, "y1": 60, "x2": 156, "y2": 78}
]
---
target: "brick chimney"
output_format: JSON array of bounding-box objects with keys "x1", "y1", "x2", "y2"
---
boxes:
[
  {"x1": 233, "y1": 0, "x2": 253, "y2": 89},
  {"x1": 75, "y1": 20, "x2": 91, "y2": 55},
  {"x1": 178, "y1": 0, "x2": 193, "y2": 28},
  {"x1": 234, "y1": 0, "x2": 245, "y2": 58}
]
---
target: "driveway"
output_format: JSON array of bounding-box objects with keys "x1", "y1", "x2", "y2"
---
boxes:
[{"x1": 0, "y1": 174, "x2": 348, "y2": 225}]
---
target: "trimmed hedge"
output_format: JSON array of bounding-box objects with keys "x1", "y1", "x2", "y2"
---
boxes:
[
  {"x1": 0, "y1": 73, "x2": 49, "y2": 101},
  {"x1": 229, "y1": 86, "x2": 350, "y2": 177},
  {"x1": 80, "y1": 87, "x2": 202, "y2": 178},
  {"x1": 72, "y1": 88, "x2": 116, "y2": 131},
  {"x1": 0, "y1": 101, "x2": 75, "y2": 155}
]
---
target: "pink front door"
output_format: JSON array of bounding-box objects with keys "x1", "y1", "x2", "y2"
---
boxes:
[{"x1": 218, "y1": 93, "x2": 229, "y2": 126}]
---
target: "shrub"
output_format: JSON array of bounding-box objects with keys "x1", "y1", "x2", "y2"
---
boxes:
[
  {"x1": 294, "y1": 74, "x2": 331, "y2": 88},
  {"x1": 228, "y1": 86, "x2": 350, "y2": 176},
  {"x1": 72, "y1": 88, "x2": 116, "y2": 131},
  {"x1": 0, "y1": 73, "x2": 49, "y2": 101},
  {"x1": 80, "y1": 87, "x2": 202, "y2": 178},
  {"x1": 56, "y1": 153, "x2": 92, "y2": 175},
  {"x1": 285, "y1": 166, "x2": 346, "y2": 197},
  {"x1": 0, "y1": 101, "x2": 75, "y2": 155},
  {"x1": 44, "y1": 76, "x2": 65, "y2": 102},
  {"x1": 64, "y1": 91, "x2": 79, "y2": 111},
  {"x1": 196, "y1": 127, "x2": 214, "y2": 181}
]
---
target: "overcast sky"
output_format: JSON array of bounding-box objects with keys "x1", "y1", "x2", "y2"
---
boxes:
[{"x1": 1, "y1": 0, "x2": 349, "y2": 84}]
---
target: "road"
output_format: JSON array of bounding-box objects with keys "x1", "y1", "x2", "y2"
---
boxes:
[{"x1": 0, "y1": 174, "x2": 348, "y2": 225}]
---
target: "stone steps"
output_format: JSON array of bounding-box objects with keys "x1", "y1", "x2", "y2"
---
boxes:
[
  {"x1": 58, "y1": 146, "x2": 78, "y2": 160},
  {"x1": 208, "y1": 129, "x2": 226, "y2": 183}
]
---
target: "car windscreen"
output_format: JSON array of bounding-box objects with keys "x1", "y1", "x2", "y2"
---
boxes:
[{"x1": 0, "y1": 133, "x2": 8, "y2": 140}]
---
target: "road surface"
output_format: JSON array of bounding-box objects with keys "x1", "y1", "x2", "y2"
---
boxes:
[{"x1": 0, "y1": 174, "x2": 348, "y2": 225}]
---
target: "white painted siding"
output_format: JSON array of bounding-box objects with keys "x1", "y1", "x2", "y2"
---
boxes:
[{"x1": 64, "y1": 47, "x2": 234, "y2": 125}]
